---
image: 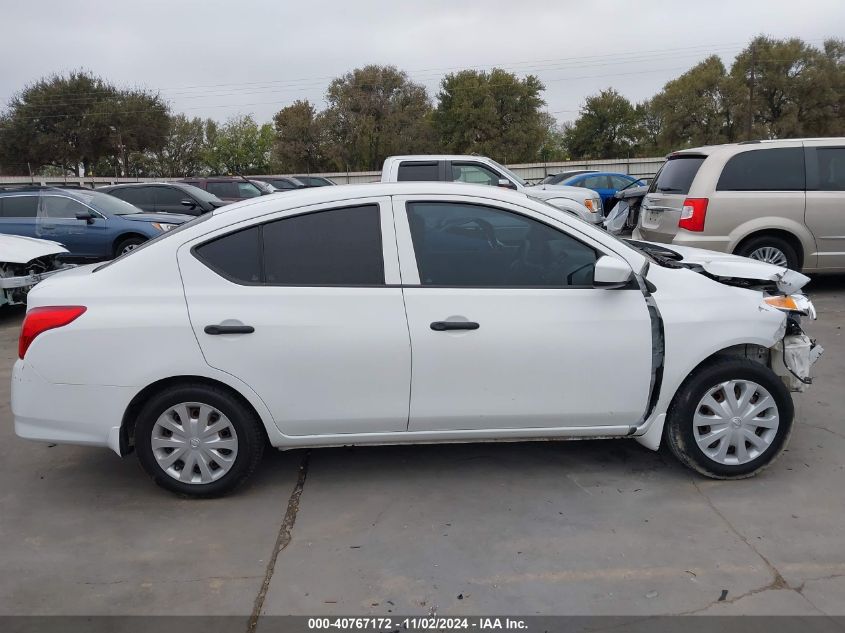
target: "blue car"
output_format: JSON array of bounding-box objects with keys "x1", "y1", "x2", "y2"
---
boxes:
[
  {"x1": 0, "y1": 187, "x2": 193, "y2": 260},
  {"x1": 556, "y1": 172, "x2": 645, "y2": 211}
]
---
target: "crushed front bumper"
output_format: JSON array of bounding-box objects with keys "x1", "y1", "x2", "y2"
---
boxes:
[{"x1": 0, "y1": 266, "x2": 73, "y2": 306}]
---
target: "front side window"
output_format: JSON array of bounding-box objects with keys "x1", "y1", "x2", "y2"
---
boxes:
[
  {"x1": 816, "y1": 148, "x2": 845, "y2": 191},
  {"x1": 195, "y1": 204, "x2": 384, "y2": 286},
  {"x1": 206, "y1": 182, "x2": 235, "y2": 198},
  {"x1": 451, "y1": 163, "x2": 501, "y2": 186},
  {"x1": 717, "y1": 148, "x2": 805, "y2": 191},
  {"x1": 109, "y1": 187, "x2": 153, "y2": 207},
  {"x1": 406, "y1": 202, "x2": 596, "y2": 287},
  {"x1": 154, "y1": 186, "x2": 187, "y2": 206},
  {"x1": 237, "y1": 182, "x2": 262, "y2": 198},
  {"x1": 0, "y1": 195, "x2": 38, "y2": 218},
  {"x1": 42, "y1": 195, "x2": 89, "y2": 219}
]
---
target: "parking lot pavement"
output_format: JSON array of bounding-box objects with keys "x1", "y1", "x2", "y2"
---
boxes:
[{"x1": 1, "y1": 278, "x2": 844, "y2": 617}]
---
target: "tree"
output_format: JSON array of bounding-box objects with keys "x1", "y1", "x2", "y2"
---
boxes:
[
  {"x1": 0, "y1": 71, "x2": 168, "y2": 176},
  {"x1": 434, "y1": 69, "x2": 546, "y2": 163},
  {"x1": 272, "y1": 100, "x2": 329, "y2": 173},
  {"x1": 563, "y1": 89, "x2": 638, "y2": 159},
  {"x1": 649, "y1": 56, "x2": 739, "y2": 151},
  {"x1": 202, "y1": 114, "x2": 274, "y2": 175},
  {"x1": 730, "y1": 36, "x2": 845, "y2": 139},
  {"x1": 322, "y1": 65, "x2": 435, "y2": 171}
]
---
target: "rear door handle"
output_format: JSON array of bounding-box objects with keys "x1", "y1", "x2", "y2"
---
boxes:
[
  {"x1": 204, "y1": 324, "x2": 255, "y2": 335},
  {"x1": 430, "y1": 321, "x2": 480, "y2": 331}
]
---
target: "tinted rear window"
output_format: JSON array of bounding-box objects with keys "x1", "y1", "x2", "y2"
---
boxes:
[
  {"x1": 650, "y1": 155, "x2": 706, "y2": 195},
  {"x1": 262, "y1": 205, "x2": 383, "y2": 285},
  {"x1": 397, "y1": 162, "x2": 439, "y2": 181},
  {"x1": 195, "y1": 226, "x2": 262, "y2": 283},
  {"x1": 0, "y1": 195, "x2": 38, "y2": 217},
  {"x1": 717, "y1": 148, "x2": 805, "y2": 191}
]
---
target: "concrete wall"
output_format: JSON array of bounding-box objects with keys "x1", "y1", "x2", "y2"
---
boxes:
[{"x1": 0, "y1": 156, "x2": 665, "y2": 187}]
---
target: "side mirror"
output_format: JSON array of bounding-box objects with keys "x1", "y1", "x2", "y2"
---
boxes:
[
  {"x1": 180, "y1": 199, "x2": 197, "y2": 209},
  {"x1": 593, "y1": 255, "x2": 634, "y2": 289},
  {"x1": 75, "y1": 211, "x2": 94, "y2": 224},
  {"x1": 497, "y1": 178, "x2": 517, "y2": 190}
]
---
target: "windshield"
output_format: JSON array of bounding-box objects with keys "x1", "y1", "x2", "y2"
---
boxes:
[
  {"x1": 489, "y1": 159, "x2": 527, "y2": 187},
  {"x1": 73, "y1": 190, "x2": 142, "y2": 215}
]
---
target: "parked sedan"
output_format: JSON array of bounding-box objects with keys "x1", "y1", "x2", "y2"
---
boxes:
[
  {"x1": 0, "y1": 187, "x2": 192, "y2": 260},
  {"x1": 13, "y1": 183, "x2": 821, "y2": 497},
  {"x1": 179, "y1": 177, "x2": 265, "y2": 202},
  {"x1": 253, "y1": 176, "x2": 307, "y2": 191},
  {"x1": 98, "y1": 182, "x2": 226, "y2": 216},
  {"x1": 293, "y1": 176, "x2": 335, "y2": 187}
]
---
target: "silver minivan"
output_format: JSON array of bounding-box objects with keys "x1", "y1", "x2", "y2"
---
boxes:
[{"x1": 634, "y1": 138, "x2": 845, "y2": 272}]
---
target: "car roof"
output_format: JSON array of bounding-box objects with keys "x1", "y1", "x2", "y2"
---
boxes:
[
  {"x1": 213, "y1": 181, "x2": 533, "y2": 216},
  {"x1": 670, "y1": 137, "x2": 840, "y2": 157},
  {"x1": 100, "y1": 182, "x2": 187, "y2": 189}
]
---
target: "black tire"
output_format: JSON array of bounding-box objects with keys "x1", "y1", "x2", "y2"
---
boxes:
[
  {"x1": 114, "y1": 236, "x2": 146, "y2": 258},
  {"x1": 664, "y1": 358, "x2": 793, "y2": 479},
  {"x1": 735, "y1": 235, "x2": 800, "y2": 271},
  {"x1": 135, "y1": 383, "x2": 265, "y2": 497}
]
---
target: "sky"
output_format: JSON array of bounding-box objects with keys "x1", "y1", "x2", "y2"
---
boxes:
[{"x1": 1, "y1": 0, "x2": 843, "y2": 126}]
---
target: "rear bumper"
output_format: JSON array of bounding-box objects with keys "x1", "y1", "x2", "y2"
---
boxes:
[
  {"x1": 12, "y1": 360, "x2": 134, "y2": 455},
  {"x1": 633, "y1": 228, "x2": 733, "y2": 253}
]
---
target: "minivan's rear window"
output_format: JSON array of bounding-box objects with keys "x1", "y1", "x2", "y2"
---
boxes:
[{"x1": 649, "y1": 155, "x2": 706, "y2": 195}]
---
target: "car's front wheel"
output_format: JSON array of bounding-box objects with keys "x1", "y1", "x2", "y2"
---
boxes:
[
  {"x1": 114, "y1": 236, "x2": 147, "y2": 257},
  {"x1": 664, "y1": 358, "x2": 793, "y2": 479},
  {"x1": 135, "y1": 384, "x2": 265, "y2": 497}
]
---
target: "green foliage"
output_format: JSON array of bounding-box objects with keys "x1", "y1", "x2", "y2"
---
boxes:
[
  {"x1": 202, "y1": 114, "x2": 274, "y2": 175},
  {"x1": 0, "y1": 71, "x2": 168, "y2": 176},
  {"x1": 433, "y1": 69, "x2": 546, "y2": 163},
  {"x1": 322, "y1": 65, "x2": 436, "y2": 171},
  {"x1": 272, "y1": 100, "x2": 330, "y2": 173},
  {"x1": 562, "y1": 89, "x2": 639, "y2": 159}
]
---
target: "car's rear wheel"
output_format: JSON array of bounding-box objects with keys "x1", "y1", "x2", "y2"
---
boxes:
[
  {"x1": 664, "y1": 358, "x2": 793, "y2": 479},
  {"x1": 135, "y1": 384, "x2": 265, "y2": 497},
  {"x1": 735, "y1": 235, "x2": 799, "y2": 270},
  {"x1": 115, "y1": 236, "x2": 146, "y2": 257}
]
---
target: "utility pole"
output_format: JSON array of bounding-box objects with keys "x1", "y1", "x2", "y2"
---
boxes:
[{"x1": 746, "y1": 44, "x2": 757, "y2": 141}]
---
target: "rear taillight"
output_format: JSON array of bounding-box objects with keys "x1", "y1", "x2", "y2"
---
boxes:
[
  {"x1": 19, "y1": 306, "x2": 86, "y2": 359},
  {"x1": 678, "y1": 198, "x2": 708, "y2": 232}
]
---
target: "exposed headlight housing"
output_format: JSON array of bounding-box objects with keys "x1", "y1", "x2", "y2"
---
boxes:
[
  {"x1": 152, "y1": 222, "x2": 177, "y2": 232},
  {"x1": 763, "y1": 294, "x2": 816, "y2": 319}
]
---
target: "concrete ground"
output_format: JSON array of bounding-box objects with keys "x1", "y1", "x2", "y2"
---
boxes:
[{"x1": 0, "y1": 277, "x2": 843, "y2": 619}]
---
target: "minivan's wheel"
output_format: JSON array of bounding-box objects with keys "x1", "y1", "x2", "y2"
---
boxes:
[
  {"x1": 735, "y1": 235, "x2": 799, "y2": 270},
  {"x1": 115, "y1": 236, "x2": 146, "y2": 257},
  {"x1": 664, "y1": 358, "x2": 793, "y2": 479},
  {"x1": 135, "y1": 384, "x2": 265, "y2": 497}
]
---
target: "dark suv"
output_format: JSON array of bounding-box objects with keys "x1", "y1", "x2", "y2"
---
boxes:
[
  {"x1": 178, "y1": 178, "x2": 264, "y2": 202},
  {"x1": 98, "y1": 182, "x2": 226, "y2": 216}
]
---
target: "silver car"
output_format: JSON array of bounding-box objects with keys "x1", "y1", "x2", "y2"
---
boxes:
[{"x1": 634, "y1": 138, "x2": 845, "y2": 273}]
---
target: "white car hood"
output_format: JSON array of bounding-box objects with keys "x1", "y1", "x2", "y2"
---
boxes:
[
  {"x1": 654, "y1": 242, "x2": 810, "y2": 294},
  {"x1": 0, "y1": 234, "x2": 67, "y2": 264}
]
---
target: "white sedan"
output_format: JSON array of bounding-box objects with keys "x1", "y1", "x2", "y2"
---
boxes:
[{"x1": 12, "y1": 183, "x2": 822, "y2": 496}]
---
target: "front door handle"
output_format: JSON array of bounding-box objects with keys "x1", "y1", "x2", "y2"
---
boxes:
[
  {"x1": 204, "y1": 324, "x2": 255, "y2": 335},
  {"x1": 430, "y1": 321, "x2": 480, "y2": 331}
]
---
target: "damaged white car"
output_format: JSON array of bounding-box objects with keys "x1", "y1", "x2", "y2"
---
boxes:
[
  {"x1": 12, "y1": 183, "x2": 822, "y2": 497},
  {"x1": 0, "y1": 234, "x2": 72, "y2": 307}
]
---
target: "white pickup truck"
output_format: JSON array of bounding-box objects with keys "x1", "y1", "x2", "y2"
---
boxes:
[{"x1": 381, "y1": 155, "x2": 603, "y2": 224}]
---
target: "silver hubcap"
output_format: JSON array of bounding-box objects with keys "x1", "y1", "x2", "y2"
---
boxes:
[
  {"x1": 693, "y1": 380, "x2": 780, "y2": 466},
  {"x1": 151, "y1": 402, "x2": 238, "y2": 484},
  {"x1": 121, "y1": 243, "x2": 139, "y2": 255},
  {"x1": 748, "y1": 246, "x2": 788, "y2": 267}
]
